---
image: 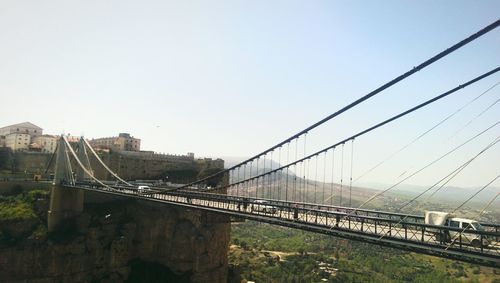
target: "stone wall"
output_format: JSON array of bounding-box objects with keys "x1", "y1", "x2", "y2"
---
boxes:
[
  {"x1": 11, "y1": 151, "x2": 52, "y2": 174},
  {"x1": 91, "y1": 151, "x2": 198, "y2": 182},
  {"x1": 4, "y1": 150, "x2": 223, "y2": 184},
  {"x1": 0, "y1": 189, "x2": 230, "y2": 283}
]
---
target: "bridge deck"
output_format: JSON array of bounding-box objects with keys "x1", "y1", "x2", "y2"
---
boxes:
[{"x1": 65, "y1": 183, "x2": 500, "y2": 267}]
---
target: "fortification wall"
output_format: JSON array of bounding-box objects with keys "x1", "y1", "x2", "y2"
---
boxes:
[
  {"x1": 4, "y1": 151, "x2": 223, "y2": 184},
  {"x1": 90, "y1": 151, "x2": 199, "y2": 182}
]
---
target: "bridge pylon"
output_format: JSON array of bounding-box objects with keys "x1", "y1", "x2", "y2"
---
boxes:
[
  {"x1": 47, "y1": 136, "x2": 84, "y2": 232},
  {"x1": 75, "y1": 137, "x2": 93, "y2": 181}
]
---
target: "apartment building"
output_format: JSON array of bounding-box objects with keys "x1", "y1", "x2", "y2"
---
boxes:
[
  {"x1": 32, "y1": 135, "x2": 58, "y2": 153},
  {"x1": 5, "y1": 133, "x2": 31, "y2": 151}
]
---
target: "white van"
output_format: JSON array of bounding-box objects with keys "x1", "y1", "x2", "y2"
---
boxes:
[
  {"x1": 251, "y1": 200, "x2": 278, "y2": 214},
  {"x1": 445, "y1": 217, "x2": 489, "y2": 247},
  {"x1": 424, "y1": 211, "x2": 489, "y2": 247},
  {"x1": 137, "y1": 185, "x2": 152, "y2": 193}
]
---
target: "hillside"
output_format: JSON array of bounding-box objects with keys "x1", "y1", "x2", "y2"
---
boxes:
[{"x1": 229, "y1": 221, "x2": 499, "y2": 283}]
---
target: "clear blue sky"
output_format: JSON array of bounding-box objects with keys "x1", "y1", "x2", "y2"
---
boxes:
[{"x1": 0, "y1": 1, "x2": 499, "y2": 188}]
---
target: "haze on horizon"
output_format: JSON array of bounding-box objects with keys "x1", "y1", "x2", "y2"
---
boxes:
[{"x1": 1, "y1": 1, "x2": 499, "y2": 189}]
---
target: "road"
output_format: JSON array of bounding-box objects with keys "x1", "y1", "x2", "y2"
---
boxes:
[{"x1": 66, "y1": 183, "x2": 500, "y2": 266}]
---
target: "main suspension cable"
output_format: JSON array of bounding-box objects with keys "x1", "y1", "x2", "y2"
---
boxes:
[
  {"x1": 177, "y1": 20, "x2": 500, "y2": 190},
  {"x1": 205, "y1": 67, "x2": 500, "y2": 193}
]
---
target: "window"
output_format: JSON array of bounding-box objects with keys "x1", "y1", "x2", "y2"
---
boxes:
[
  {"x1": 449, "y1": 220, "x2": 460, "y2": 228},
  {"x1": 471, "y1": 222, "x2": 484, "y2": 230},
  {"x1": 463, "y1": 223, "x2": 475, "y2": 230}
]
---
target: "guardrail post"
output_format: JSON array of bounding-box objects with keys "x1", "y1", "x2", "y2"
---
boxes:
[
  {"x1": 480, "y1": 234, "x2": 484, "y2": 253},
  {"x1": 421, "y1": 226, "x2": 424, "y2": 242},
  {"x1": 389, "y1": 222, "x2": 392, "y2": 237},
  {"x1": 459, "y1": 233, "x2": 462, "y2": 249}
]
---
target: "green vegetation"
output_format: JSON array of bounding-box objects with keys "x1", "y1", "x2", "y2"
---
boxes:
[
  {"x1": 0, "y1": 201, "x2": 36, "y2": 221},
  {"x1": 0, "y1": 189, "x2": 49, "y2": 241},
  {"x1": 0, "y1": 189, "x2": 47, "y2": 221},
  {"x1": 230, "y1": 221, "x2": 499, "y2": 283}
]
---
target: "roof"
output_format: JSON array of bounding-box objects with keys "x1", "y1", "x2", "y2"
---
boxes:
[
  {"x1": 449, "y1": 217, "x2": 478, "y2": 223},
  {"x1": 0, "y1": 121, "x2": 43, "y2": 130}
]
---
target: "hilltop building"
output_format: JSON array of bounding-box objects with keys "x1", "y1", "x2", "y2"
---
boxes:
[
  {"x1": 5, "y1": 133, "x2": 31, "y2": 151},
  {"x1": 32, "y1": 135, "x2": 58, "y2": 153},
  {"x1": 0, "y1": 122, "x2": 42, "y2": 137},
  {"x1": 0, "y1": 122, "x2": 47, "y2": 152},
  {"x1": 89, "y1": 133, "x2": 141, "y2": 152}
]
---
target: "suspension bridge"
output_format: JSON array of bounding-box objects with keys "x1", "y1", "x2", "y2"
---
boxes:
[{"x1": 47, "y1": 20, "x2": 500, "y2": 267}]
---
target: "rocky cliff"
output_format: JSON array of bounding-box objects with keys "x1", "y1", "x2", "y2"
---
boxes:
[{"x1": 0, "y1": 189, "x2": 230, "y2": 283}]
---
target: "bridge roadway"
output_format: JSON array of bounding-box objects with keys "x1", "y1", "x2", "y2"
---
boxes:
[{"x1": 64, "y1": 183, "x2": 500, "y2": 267}]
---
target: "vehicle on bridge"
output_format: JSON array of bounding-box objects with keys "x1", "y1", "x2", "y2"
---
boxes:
[
  {"x1": 425, "y1": 211, "x2": 490, "y2": 247},
  {"x1": 137, "y1": 185, "x2": 152, "y2": 194},
  {"x1": 251, "y1": 200, "x2": 278, "y2": 214}
]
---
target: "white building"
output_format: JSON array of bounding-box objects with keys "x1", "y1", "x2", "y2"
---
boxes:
[
  {"x1": 5, "y1": 133, "x2": 31, "y2": 151},
  {"x1": 32, "y1": 135, "x2": 58, "y2": 153},
  {"x1": 0, "y1": 122, "x2": 43, "y2": 137}
]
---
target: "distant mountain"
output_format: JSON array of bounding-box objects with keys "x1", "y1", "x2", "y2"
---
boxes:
[
  {"x1": 221, "y1": 156, "x2": 281, "y2": 170},
  {"x1": 220, "y1": 157, "x2": 497, "y2": 212},
  {"x1": 357, "y1": 181, "x2": 499, "y2": 206}
]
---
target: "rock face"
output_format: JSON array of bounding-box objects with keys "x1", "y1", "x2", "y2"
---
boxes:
[{"x1": 0, "y1": 193, "x2": 230, "y2": 283}]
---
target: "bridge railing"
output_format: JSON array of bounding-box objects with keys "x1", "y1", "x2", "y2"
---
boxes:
[
  {"x1": 164, "y1": 188, "x2": 499, "y2": 229},
  {"x1": 160, "y1": 189, "x2": 498, "y2": 252},
  {"x1": 69, "y1": 182, "x2": 500, "y2": 248},
  {"x1": 66, "y1": 182, "x2": 500, "y2": 265},
  {"x1": 73, "y1": 180, "x2": 500, "y2": 235}
]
